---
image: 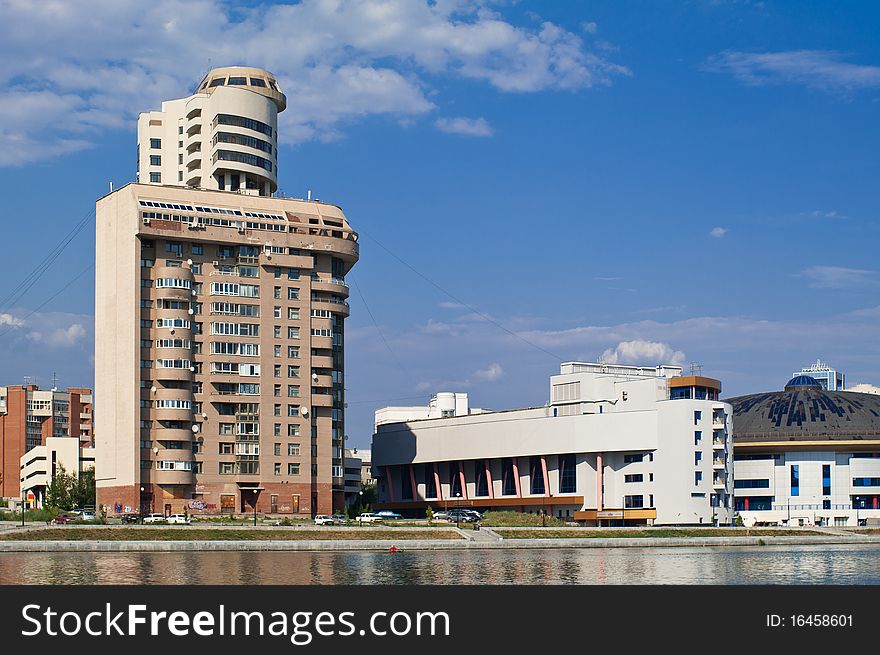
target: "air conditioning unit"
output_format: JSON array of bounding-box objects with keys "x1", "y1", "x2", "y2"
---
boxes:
[
  {"x1": 212, "y1": 260, "x2": 219, "y2": 266},
  {"x1": 143, "y1": 218, "x2": 151, "y2": 225}
]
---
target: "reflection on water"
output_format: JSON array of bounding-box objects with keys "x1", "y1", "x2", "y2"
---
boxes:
[{"x1": 1, "y1": 544, "x2": 879, "y2": 585}]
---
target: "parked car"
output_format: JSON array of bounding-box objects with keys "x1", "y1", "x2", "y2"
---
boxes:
[
  {"x1": 432, "y1": 511, "x2": 449, "y2": 521},
  {"x1": 120, "y1": 513, "x2": 141, "y2": 524},
  {"x1": 375, "y1": 510, "x2": 403, "y2": 520},
  {"x1": 52, "y1": 512, "x2": 81, "y2": 524},
  {"x1": 142, "y1": 513, "x2": 167, "y2": 524},
  {"x1": 314, "y1": 514, "x2": 335, "y2": 525},
  {"x1": 356, "y1": 512, "x2": 381, "y2": 524},
  {"x1": 79, "y1": 511, "x2": 96, "y2": 521},
  {"x1": 446, "y1": 509, "x2": 476, "y2": 522},
  {"x1": 166, "y1": 514, "x2": 191, "y2": 525},
  {"x1": 331, "y1": 514, "x2": 347, "y2": 524}
]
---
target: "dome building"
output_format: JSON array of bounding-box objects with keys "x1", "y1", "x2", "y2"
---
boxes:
[{"x1": 727, "y1": 377, "x2": 880, "y2": 527}]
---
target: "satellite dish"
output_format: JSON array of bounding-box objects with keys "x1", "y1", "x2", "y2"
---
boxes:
[
  {"x1": 188, "y1": 308, "x2": 194, "y2": 315},
  {"x1": 187, "y1": 258, "x2": 193, "y2": 265},
  {"x1": 153, "y1": 447, "x2": 159, "y2": 454},
  {"x1": 170, "y1": 328, "x2": 175, "y2": 334},
  {"x1": 191, "y1": 424, "x2": 200, "y2": 433},
  {"x1": 189, "y1": 366, "x2": 195, "y2": 372},
  {"x1": 311, "y1": 372, "x2": 318, "y2": 381},
  {"x1": 301, "y1": 407, "x2": 309, "y2": 417},
  {"x1": 201, "y1": 412, "x2": 207, "y2": 418},
  {"x1": 151, "y1": 386, "x2": 157, "y2": 394}
]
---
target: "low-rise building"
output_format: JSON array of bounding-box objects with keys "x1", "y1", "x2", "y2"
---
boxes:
[
  {"x1": 729, "y1": 374, "x2": 880, "y2": 527},
  {"x1": 343, "y1": 449, "x2": 362, "y2": 506},
  {"x1": 19, "y1": 437, "x2": 96, "y2": 509},
  {"x1": 372, "y1": 362, "x2": 733, "y2": 525},
  {"x1": 0, "y1": 385, "x2": 93, "y2": 501}
]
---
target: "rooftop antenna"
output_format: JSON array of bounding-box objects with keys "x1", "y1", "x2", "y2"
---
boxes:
[
  {"x1": 307, "y1": 189, "x2": 312, "y2": 201},
  {"x1": 109, "y1": 180, "x2": 113, "y2": 193},
  {"x1": 51, "y1": 372, "x2": 59, "y2": 392},
  {"x1": 689, "y1": 362, "x2": 703, "y2": 376},
  {"x1": 23, "y1": 375, "x2": 34, "y2": 387}
]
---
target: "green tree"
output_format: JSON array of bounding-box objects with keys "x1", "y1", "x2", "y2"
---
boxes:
[
  {"x1": 45, "y1": 464, "x2": 76, "y2": 510},
  {"x1": 71, "y1": 467, "x2": 96, "y2": 509},
  {"x1": 426, "y1": 506, "x2": 434, "y2": 526}
]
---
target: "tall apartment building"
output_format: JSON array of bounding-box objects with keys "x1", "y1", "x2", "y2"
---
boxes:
[
  {"x1": 373, "y1": 363, "x2": 734, "y2": 525},
  {"x1": 95, "y1": 66, "x2": 359, "y2": 517},
  {"x1": 0, "y1": 385, "x2": 93, "y2": 500}
]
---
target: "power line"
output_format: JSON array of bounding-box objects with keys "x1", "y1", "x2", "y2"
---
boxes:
[
  {"x1": 346, "y1": 394, "x2": 428, "y2": 405},
  {"x1": 351, "y1": 277, "x2": 417, "y2": 385},
  {"x1": 0, "y1": 209, "x2": 94, "y2": 313},
  {"x1": 351, "y1": 227, "x2": 565, "y2": 363},
  {"x1": 0, "y1": 264, "x2": 94, "y2": 340}
]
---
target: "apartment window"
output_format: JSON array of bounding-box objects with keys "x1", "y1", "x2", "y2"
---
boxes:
[
  {"x1": 273, "y1": 384, "x2": 281, "y2": 397},
  {"x1": 192, "y1": 263, "x2": 202, "y2": 275},
  {"x1": 734, "y1": 479, "x2": 770, "y2": 489},
  {"x1": 274, "y1": 443, "x2": 281, "y2": 456},
  {"x1": 288, "y1": 443, "x2": 300, "y2": 456},
  {"x1": 623, "y1": 454, "x2": 644, "y2": 464},
  {"x1": 288, "y1": 326, "x2": 300, "y2": 339},
  {"x1": 274, "y1": 287, "x2": 281, "y2": 299},
  {"x1": 274, "y1": 463, "x2": 281, "y2": 475},
  {"x1": 288, "y1": 287, "x2": 299, "y2": 300},
  {"x1": 166, "y1": 242, "x2": 182, "y2": 256},
  {"x1": 287, "y1": 365, "x2": 300, "y2": 378},
  {"x1": 274, "y1": 345, "x2": 281, "y2": 357},
  {"x1": 695, "y1": 452, "x2": 702, "y2": 465},
  {"x1": 273, "y1": 424, "x2": 281, "y2": 437},
  {"x1": 150, "y1": 155, "x2": 161, "y2": 166},
  {"x1": 559, "y1": 454, "x2": 577, "y2": 493},
  {"x1": 287, "y1": 424, "x2": 300, "y2": 437},
  {"x1": 695, "y1": 471, "x2": 702, "y2": 485},
  {"x1": 624, "y1": 474, "x2": 643, "y2": 483},
  {"x1": 192, "y1": 244, "x2": 203, "y2": 255},
  {"x1": 624, "y1": 495, "x2": 644, "y2": 509},
  {"x1": 219, "y1": 443, "x2": 233, "y2": 455},
  {"x1": 288, "y1": 463, "x2": 301, "y2": 476},
  {"x1": 694, "y1": 410, "x2": 702, "y2": 425},
  {"x1": 288, "y1": 346, "x2": 299, "y2": 358},
  {"x1": 287, "y1": 404, "x2": 299, "y2": 417},
  {"x1": 274, "y1": 364, "x2": 281, "y2": 378},
  {"x1": 288, "y1": 308, "x2": 299, "y2": 320},
  {"x1": 274, "y1": 404, "x2": 281, "y2": 416},
  {"x1": 219, "y1": 462, "x2": 234, "y2": 475},
  {"x1": 694, "y1": 431, "x2": 702, "y2": 445},
  {"x1": 791, "y1": 465, "x2": 800, "y2": 496},
  {"x1": 823, "y1": 464, "x2": 831, "y2": 495},
  {"x1": 150, "y1": 172, "x2": 161, "y2": 183},
  {"x1": 150, "y1": 138, "x2": 161, "y2": 149}
]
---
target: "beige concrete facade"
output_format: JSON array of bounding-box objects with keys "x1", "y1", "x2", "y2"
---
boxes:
[
  {"x1": 95, "y1": 183, "x2": 358, "y2": 516},
  {"x1": 20, "y1": 437, "x2": 95, "y2": 508}
]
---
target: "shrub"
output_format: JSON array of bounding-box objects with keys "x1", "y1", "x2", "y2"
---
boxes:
[{"x1": 481, "y1": 510, "x2": 566, "y2": 527}]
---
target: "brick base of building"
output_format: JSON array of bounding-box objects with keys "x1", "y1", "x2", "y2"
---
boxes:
[{"x1": 98, "y1": 482, "x2": 336, "y2": 516}]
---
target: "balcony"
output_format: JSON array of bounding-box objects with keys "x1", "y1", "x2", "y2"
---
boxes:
[
  {"x1": 311, "y1": 394, "x2": 334, "y2": 408},
  {"x1": 311, "y1": 277, "x2": 350, "y2": 296}
]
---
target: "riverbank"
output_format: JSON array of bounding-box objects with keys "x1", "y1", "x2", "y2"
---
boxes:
[{"x1": 3, "y1": 524, "x2": 880, "y2": 551}]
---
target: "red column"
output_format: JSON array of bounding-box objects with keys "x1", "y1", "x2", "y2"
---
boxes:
[
  {"x1": 512, "y1": 458, "x2": 522, "y2": 497},
  {"x1": 485, "y1": 460, "x2": 494, "y2": 499},
  {"x1": 385, "y1": 466, "x2": 395, "y2": 503},
  {"x1": 873, "y1": 497, "x2": 878, "y2": 510},
  {"x1": 408, "y1": 464, "x2": 418, "y2": 501},
  {"x1": 744, "y1": 497, "x2": 749, "y2": 511},
  {"x1": 433, "y1": 462, "x2": 443, "y2": 502},
  {"x1": 458, "y1": 462, "x2": 468, "y2": 500},
  {"x1": 541, "y1": 456, "x2": 550, "y2": 497}
]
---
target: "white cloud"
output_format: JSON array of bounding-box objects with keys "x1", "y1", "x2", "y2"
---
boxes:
[
  {"x1": 601, "y1": 340, "x2": 686, "y2": 366},
  {"x1": 28, "y1": 323, "x2": 87, "y2": 348},
  {"x1": 474, "y1": 363, "x2": 504, "y2": 382},
  {"x1": 709, "y1": 226, "x2": 728, "y2": 238},
  {"x1": 799, "y1": 266, "x2": 876, "y2": 289},
  {"x1": 0, "y1": 313, "x2": 24, "y2": 327},
  {"x1": 434, "y1": 116, "x2": 494, "y2": 137},
  {"x1": 704, "y1": 50, "x2": 880, "y2": 93},
  {"x1": 0, "y1": 0, "x2": 628, "y2": 163}
]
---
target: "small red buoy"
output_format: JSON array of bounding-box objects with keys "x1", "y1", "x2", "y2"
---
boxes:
[{"x1": 389, "y1": 545, "x2": 399, "y2": 552}]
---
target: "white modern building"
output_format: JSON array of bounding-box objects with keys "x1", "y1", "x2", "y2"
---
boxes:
[
  {"x1": 374, "y1": 392, "x2": 485, "y2": 430},
  {"x1": 372, "y1": 362, "x2": 734, "y2": 525},
  {"x1": 19, "y1": 437, "x2": 96, "y2": 509},
  {"x1": 137, "y1": 66, "x2": 285, "y2": 197},
  {"x1": 729, "y1": 374, "x2": 880, "y2": 527}
]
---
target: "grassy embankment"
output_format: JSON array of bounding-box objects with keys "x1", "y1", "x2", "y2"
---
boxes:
[
  {"x1": 493, "y1": 528, "x2": 828, "y2": 539},
  {"x1": 0, "y1": 528, "x2": 462, "y2": 541}
]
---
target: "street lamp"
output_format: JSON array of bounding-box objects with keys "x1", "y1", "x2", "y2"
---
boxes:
[
  {"x1": 252, "y1": 488, "x2": 259, "y2": 527},
  {"x1": 455, "y1": 492, "x2": 462, "y2": 528},
  {"x1": 21, "y1": 486, "x2": 25, "y2": 528}
]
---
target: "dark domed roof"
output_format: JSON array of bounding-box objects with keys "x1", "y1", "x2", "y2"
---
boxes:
[
  {"x1": 725, "y1": 387, "x2": 880, "y2": 443},
  {"x1": 784, "y1": 375, "x2": 822, "y2": 391}
]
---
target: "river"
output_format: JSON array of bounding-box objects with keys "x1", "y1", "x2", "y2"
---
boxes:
[{"x1": 1, "y1": 543, "x2": 879, "y2": 584}]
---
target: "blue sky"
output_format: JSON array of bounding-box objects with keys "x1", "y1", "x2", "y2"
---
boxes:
[{"x1": 0, "y1": 1, "x2": 878, "y2": 447}]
